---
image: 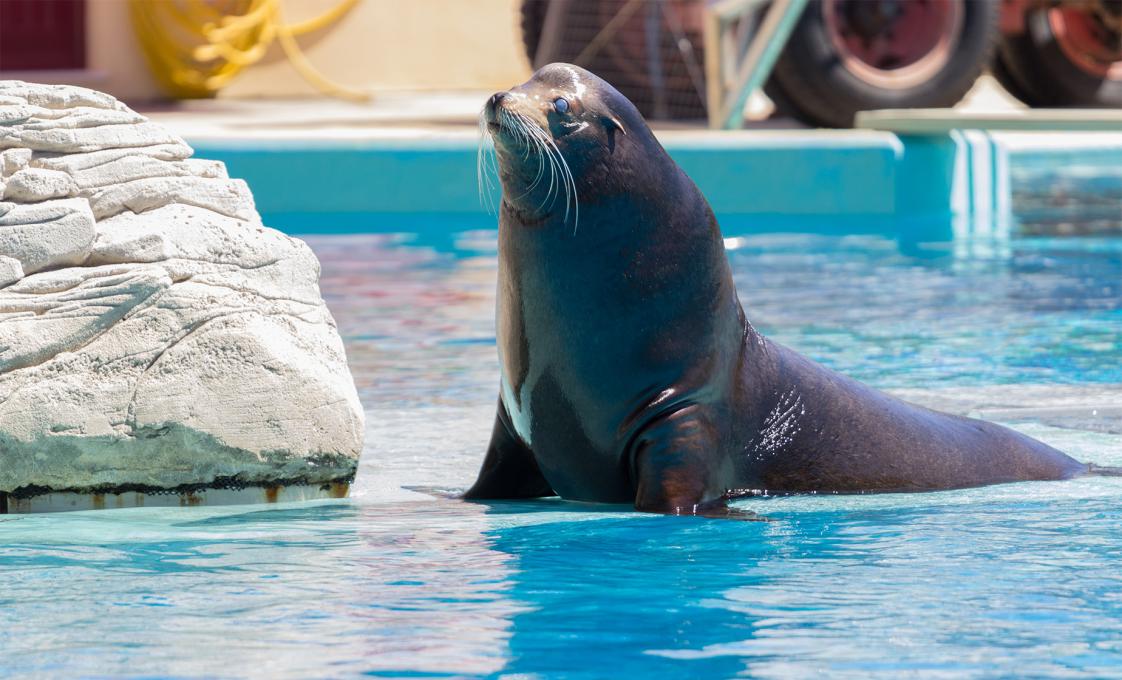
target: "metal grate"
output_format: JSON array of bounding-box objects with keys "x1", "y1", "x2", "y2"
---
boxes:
[{"x1": 522, "y1": 0, "x2": 711, "y2": 120}]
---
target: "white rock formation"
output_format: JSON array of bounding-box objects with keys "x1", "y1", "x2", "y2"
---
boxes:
[{"x1": 0, "y1": 81, "x2": 364, "y2": 496}]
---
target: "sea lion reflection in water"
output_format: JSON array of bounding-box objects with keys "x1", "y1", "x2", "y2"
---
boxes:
[{"x1": 465, "y1": 63, "x2": 1099, "y2": 516}]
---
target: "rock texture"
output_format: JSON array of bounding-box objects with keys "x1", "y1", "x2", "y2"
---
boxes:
[{"x1": 0, "y1": 81, "x2": 364, "y2": 495}]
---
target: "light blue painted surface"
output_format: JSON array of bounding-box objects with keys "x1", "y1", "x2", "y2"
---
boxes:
[
  {"x1": 190, "y1": 129, "x2": 1122, "y2": 234},
  {"x1": 669, "y1": 133, "x2": 901, "y2": 215},
  {"x1": 190, "y1": 132, "x2": 906, "y2": 220}
]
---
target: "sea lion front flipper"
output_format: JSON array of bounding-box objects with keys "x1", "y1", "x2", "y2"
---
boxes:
[
  {"x1": 463, "y1": 401, "x2": 555, "y2": 500},
  {"x1": 631, "y1": 406, "x2": 731, "y2": 515}
]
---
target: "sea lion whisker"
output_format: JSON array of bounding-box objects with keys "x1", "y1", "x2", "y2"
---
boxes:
[
  {"x1": 476, "y1": 109, "x2": 485, "y2": 205},
  {"x1": 508, "y1": 113, "x2": 551, "y2": 202},
  {"x1": 486, "y1": 133, "x2": 501, "y2": 196},
  {"x1": 520, "y1": 115, "x2": 542, "y2": 161},
  {"x1": 527, "y1": 150, "x2": 547, "y2": 195},
  {"x1": 512, "y1": 113, "x2": 560, "y2": 214},
  {"x1": 511, "y1": 111, "x2": 530, "y2": 157},
  {"x1": 480, "y1": 108, "x2": 505, "y2": 214},
  {"x1": 521, "y1": 124, "x2": 549, "y2": 196},
  {"x1": 533, "y1": 136, "x2": 558, "y2": 214},
  {"x1": 491, "y1": 102, "x2": 578, "y2": 232},
  {"x1": 530, "y1": 124, "x2": 563, "y2": 216},
  {"x1": 508, "y1": 110, "x2": 535, "y2": 160},
  {"x1": 514, "y1": 148, "x2": 547, "y2": 200},
  {"x1": 517, "y1": 115, "x2": 577, "y2": 231},
  {"x1": 475, "y1": 110, "x2": 489, "y2": 212},
  {"x1": 498, "y1": 108, "x2": 521, "y2": 150},
  {"x1": 539, "y1": 132, "x2": 579, "y2": 233},
  {"x1": 513, "y1": 115, "x2": 561, "y2": 213},
  {"x1": 542, "y1": 149, "x2": 560, "y2": 214},
  {"x1": 476, "y1": 108, "x2": 498, "y2": 214}
]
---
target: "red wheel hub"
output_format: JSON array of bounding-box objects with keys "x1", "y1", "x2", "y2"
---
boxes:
[
  {"x1": 1050, "y1": 5, "x2": 1122, "y2": 80},
  {"x1": 823, "y1": 0, "x2": 964, "y2": 90}
]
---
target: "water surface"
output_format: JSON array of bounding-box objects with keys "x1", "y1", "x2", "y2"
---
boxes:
[{"x1": 2, "y1": 220, "x2": 1121, "y2": 678}]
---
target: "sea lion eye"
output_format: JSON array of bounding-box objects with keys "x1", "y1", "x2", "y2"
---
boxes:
[{"x1": 553, "y1": 98, "x2": 570, "y2": 114}]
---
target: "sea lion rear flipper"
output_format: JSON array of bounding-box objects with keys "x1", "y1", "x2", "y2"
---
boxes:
[
  {"x1": 1084, "y1": 463, "x2": 1122, "y2": 477},
  {"x1": 631, "y1": 405, "x2": 731, "y2": 515},
  {"x1": 463, "y1": 401, "x2": 555, "y2": 500}
]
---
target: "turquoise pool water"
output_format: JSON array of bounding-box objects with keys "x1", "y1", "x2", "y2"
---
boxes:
[{"x1": 3, "y1": 220, "x2": 1122, "y2": 678}]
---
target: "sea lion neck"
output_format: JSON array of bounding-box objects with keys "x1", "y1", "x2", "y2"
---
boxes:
[{"x1": 496, "y1": 169, "x2": 745, "y2": 362}]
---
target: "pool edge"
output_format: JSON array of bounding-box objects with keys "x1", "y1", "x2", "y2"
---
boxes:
[{"x1": 3, "y1": 481, "x2": 352, "y2": 514}]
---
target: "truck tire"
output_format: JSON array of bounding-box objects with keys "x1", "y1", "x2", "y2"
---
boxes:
[
  {"x1": 771, "y1": 0, "x2": 1001, "y2": 128},
  {"x1": 994, "y1": 3, "x2": 1122, "y2": 107}
]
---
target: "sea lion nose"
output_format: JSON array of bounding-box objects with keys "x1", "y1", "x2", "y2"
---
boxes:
[{"x1": 486, "y1": 92, "x2": 509, "y2": 122}]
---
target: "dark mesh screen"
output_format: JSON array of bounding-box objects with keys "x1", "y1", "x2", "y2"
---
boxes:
[{"x1": 521, "y1": 0, "x2": 710, "y2": 120}]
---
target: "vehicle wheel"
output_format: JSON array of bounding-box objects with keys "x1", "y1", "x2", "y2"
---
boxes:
[
  {"x1": 989, "y1": 49, "x2": 1046, "y2": 106},
  {"x1": 996, "y1": 3, "x2": 1122, "y2": 107},
  {"x1": 518, "y1": 0, "x2": 708, "y2": 120},
  {"x1": 771, "y1": 0, "x2": 1001, "y2": 128},
  {"x1": 763, "y1": 79, "x2": 800, "y2": 119}
]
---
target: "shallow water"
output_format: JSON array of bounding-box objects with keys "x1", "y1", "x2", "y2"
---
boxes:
[{"x1": 3, "y1": 220, "x2": 1122, "y2": 678}]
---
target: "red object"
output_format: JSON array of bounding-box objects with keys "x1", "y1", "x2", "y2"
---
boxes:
[
  {"x1": 1050, "y1": 4, "x2": 1122, "y2": 79},
  {"x1": 998, "y1": 0, "x2": 1030, "y2": 35},
  {"x1": 0, "y1": 0, "x2": 86, "y2": 70}
]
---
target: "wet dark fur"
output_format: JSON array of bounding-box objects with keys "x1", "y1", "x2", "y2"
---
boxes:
[{"x1": 466, "y1": 63, "x2": 1088, "y2": 515}]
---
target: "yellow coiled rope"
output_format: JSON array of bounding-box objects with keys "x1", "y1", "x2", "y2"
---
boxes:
[{"x1": 130, "y1": 0, "x2": 370, "y2": 101}]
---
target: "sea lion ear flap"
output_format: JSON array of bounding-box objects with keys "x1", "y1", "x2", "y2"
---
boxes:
[
  {"x1": 602, "y1": 114, "x2": 626, "y2": 153},
  {"x1": 602, "y1": 114, "x2": 626, "y2": 135}
]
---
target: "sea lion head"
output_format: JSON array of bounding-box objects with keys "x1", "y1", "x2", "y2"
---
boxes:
[{"x1": 481, "y1": 63, "x2": 654, "y2": 229}]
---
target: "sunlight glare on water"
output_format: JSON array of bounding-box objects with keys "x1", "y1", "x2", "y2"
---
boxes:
[{"x1": 2, "y1": 220, "x2": 1122, "y2": 678}]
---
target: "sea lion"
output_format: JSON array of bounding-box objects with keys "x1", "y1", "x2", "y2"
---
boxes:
[{"x1": 465, "y1": 62, "x2": 1089, "y2": 515}]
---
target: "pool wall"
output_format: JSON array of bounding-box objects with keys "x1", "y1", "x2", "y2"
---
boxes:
[{"x1": 191, "y1": 130, "x2": 1122, "y2": 235}]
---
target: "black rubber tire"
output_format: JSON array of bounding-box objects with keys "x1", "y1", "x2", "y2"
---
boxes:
[
  {"x1": 518, "y1": 0, "x2": 707, "y2": 120},
  {"x1": 763, "y1": 77, "x2": 800, "y2": 119},
  {"x1": 995, "y1": 7, "x2": 1122, "y2": 107},
  {"x1": 771, "y1": 0, "x2": 1001, "y2": 128},
  {"x1": 989, "y1": 49, "x2": 1048, "y2": 106}
]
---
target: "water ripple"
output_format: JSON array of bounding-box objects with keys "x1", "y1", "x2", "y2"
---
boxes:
[{"x1": 3, "y1": 226, "x2": 1122, "y2": 678}]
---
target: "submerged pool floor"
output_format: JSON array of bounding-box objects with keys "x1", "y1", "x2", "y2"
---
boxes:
[{"x1": 3, "y1": 224, "x2": 1122, "y2": 678}]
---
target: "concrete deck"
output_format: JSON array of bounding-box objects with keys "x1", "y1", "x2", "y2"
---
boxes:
[{"x1": 139, "y1": 75, "x2": 1023, "y2": 141}]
